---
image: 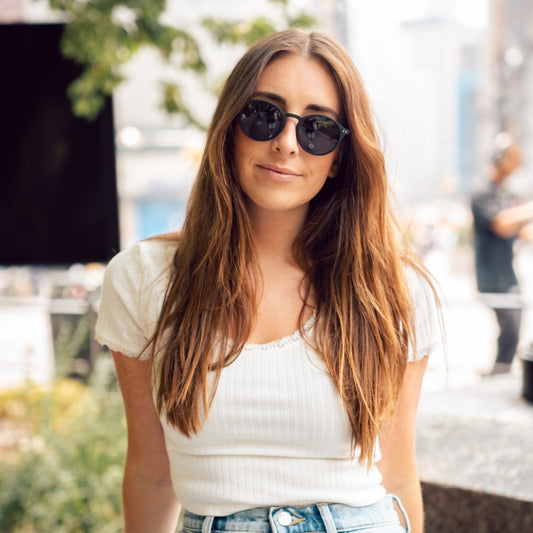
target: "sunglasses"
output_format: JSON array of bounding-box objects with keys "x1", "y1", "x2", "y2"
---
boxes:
[{"x1": 238, "y1": 99, "x2": 350, "y2": 156}]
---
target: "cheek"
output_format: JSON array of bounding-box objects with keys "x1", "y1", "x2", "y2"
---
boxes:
[{"x1": 234, "y1": 129, "x2": 256, "y2": 165}]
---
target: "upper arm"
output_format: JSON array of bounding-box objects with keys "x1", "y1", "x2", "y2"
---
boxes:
[
  {"x1": 112, "y1": 350, "x2": 169, "y2": 473},
  {"x1": 377, "y1": 356, "x2": 428, "y2": 492},
  {"x1": 113, "y1": 352, "x2": 181, "y2": 531}
]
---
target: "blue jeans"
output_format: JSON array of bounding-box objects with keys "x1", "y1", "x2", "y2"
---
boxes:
[{"x1": 181, "y1": 495, "x2": 410, "y2": 533}]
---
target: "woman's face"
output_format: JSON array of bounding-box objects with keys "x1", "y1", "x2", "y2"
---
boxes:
[{"x1": 234, "y1": 53, "x2": 342, "y2": 220}]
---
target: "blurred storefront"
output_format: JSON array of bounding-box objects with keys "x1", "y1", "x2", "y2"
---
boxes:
[
  {"x1": 491, "y1": 0, "x2": 533, "y2": 180},
  {"x1": 2, "y1": 0, "x2": 532, "y2": 388}
]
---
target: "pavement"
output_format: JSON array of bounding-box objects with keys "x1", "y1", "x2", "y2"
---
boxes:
[
  {"x1": 417, "y1": 370, "x2": 533, "y2": 503},
  {"x1": 415, "y1": 246, "x2": 533, "y2": 504}
]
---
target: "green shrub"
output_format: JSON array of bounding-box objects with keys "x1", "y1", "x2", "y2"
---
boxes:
[{"x1": 0, "y1": 357, "x2": 126, "y2": 532}]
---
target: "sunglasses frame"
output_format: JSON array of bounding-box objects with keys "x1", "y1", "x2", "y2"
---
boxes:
[{"x1": 238, "y1": 99, "x2": 350, "y2": 156}]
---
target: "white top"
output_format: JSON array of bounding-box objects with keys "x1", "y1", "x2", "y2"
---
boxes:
[{"x1": 95, "y1": 239, "x2": 441, "y2": 516}]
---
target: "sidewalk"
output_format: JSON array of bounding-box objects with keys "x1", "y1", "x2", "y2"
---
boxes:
[
  {"x1": 417, "y1": 370, "x2": 533, "y2": 502},
  {"x1": 414, "y1": 246, "x2": 533, "y2": 531}
]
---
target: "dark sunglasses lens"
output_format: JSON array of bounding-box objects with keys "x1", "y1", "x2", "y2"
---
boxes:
[
  {"x1": 297, "y1": 116, "x2": 341, "y2": 155},
  {"x1": 239, "y1": 101, "x2": 283, "y2": 141}
]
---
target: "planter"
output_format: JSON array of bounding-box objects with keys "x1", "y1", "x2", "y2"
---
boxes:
[{"x1": 519, "y1": 344, "x2": 533, "y2": 404}]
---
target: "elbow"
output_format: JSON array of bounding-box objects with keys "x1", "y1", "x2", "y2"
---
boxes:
[{"x1": 124, "y1": 445, "x2": 174, "y2": 489}]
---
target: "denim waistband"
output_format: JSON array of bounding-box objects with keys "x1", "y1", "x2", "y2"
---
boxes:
[{"x1": 181, "y1": 495, "x2": 410, "y2": 533}]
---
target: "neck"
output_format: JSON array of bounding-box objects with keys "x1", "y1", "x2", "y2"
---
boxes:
[
  {"x1": 248, "y1": 206, "x2": 307, "y2": 264},
  {"x1": 491, "y1": 166, "x2": 507, "y2": 185}
]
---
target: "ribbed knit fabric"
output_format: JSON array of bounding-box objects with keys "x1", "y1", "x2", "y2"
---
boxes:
[
  {"x1": 160, "y1": 324, "x2": 385, "y2": 515},
  {"x1": 95, "y1": 239, "x2": 441, "y2": 516}
]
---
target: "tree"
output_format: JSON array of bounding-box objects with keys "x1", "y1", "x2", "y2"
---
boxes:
[{"x1": 48, "y1": 0, "x2": 315, "y2": 128}]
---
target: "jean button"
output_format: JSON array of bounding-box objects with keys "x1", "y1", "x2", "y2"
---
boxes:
[{"x1": 277, "y1": 511, "x2": 292, "y2": 526}]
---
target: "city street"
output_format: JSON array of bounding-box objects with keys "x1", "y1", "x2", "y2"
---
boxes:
[{"x1": 417, "y1": 243, "x2": 533, "y2": 509}]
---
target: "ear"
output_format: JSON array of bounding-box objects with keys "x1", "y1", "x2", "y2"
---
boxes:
[{"x1": 327, "y1": 151, "x2": 342, "y2": 179}]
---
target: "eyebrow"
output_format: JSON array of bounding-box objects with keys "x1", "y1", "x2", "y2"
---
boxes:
[{"x1": 252, "y1": 91, "x2": 340, "y2": 119}]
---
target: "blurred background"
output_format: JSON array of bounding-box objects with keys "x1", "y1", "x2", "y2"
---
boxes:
[
  {"x1": 0, "y1": 0, "x2": 532, "y2": 530},
  {"x1": 2, "y1": 0, "x2": 532, "y2": 387}
]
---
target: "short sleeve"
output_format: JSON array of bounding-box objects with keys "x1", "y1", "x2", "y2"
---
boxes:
[
  {"x1": 94, "y1": 240, "x2": 174, "y2": 359},
  {"x1": 406, "y1": 267, "x2": 443, "y2": 362},
  {"x1": 471, "y1": 193, "x2": 497, "y2": 229},
  {"x1": 470, "y1": 183, "x2": 504, "y2": 231}
]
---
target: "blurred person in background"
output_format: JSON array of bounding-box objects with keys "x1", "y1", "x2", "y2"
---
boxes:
[
  {"x1": 471, "y1": 132, "x2": 533, "y2": 376},
  {"x1": 95, "y1": 29, "x2": 442, "y2": 533}
]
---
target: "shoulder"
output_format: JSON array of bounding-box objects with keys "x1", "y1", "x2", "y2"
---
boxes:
[
  {"x1": 403, "y1": 263, "x2": 437, "y2": 304},
  {"x1": 100, "y1": 235, "x2": 179, "y2": 319},
  {"x1": 471, "y1": 180, "x2": 497, "y2": 206},
  {"x1": 95, "y1": 235, "x2": 179, "y2": 358},
  {"x1": 105, "y1": 235, "x2": 179, "y2": 289},
  {"x1": 403, "y1": 263, "x2": 443, "y2": 361}
]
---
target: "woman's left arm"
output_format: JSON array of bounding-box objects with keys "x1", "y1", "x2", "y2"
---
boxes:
[{"x1": 377, "y1": 356, "x2": 429, "y2": 533}]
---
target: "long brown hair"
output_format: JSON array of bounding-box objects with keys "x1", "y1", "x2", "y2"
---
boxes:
[{"x1": 150, "y1": 29, "x2": 434, "y2": 465}]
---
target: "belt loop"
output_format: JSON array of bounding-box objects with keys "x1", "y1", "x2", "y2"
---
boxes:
[
  {"x1": 390, "y1": 495, "x2": 411, "y2": 533},
  {"x1": 202, "y1": 515, "x2": 215, "y2": 533},
  {"x1": 317, "y1": 504, "x2": 338, "y2": 533}
]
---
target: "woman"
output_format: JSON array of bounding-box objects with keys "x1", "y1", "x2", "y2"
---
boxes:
[{"x1": 96, "y1": 29, "x2": 441, "y2": 533}]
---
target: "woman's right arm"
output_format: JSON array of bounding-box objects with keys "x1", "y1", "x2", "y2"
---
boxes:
[{"x1": 112, "y1": 350, "x2": 181, "y2": 533}]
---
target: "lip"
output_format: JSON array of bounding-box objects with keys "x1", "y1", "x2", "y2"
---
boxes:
[{"x1": 258, "y1": 164, "x2": 301, "y2": 181}]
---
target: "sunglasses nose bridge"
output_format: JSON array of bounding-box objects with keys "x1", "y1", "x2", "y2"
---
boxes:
[
  {"x1": 270, "y1": 110, "x2": 300, "y2": 149},
  {"x1": 283, "y1": 111, "x2": 303, "y2": 128},
  {"x1": 277, "y1": 111, "x2": 303, "y2": 141}
]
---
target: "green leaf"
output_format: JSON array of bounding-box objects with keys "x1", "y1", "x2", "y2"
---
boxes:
[
  {"x1": 161, "y1": 81, "x2": 206, "y2": 130},
  {"x1": 288, "y1": 13, "x2": 317, "y2": 29},
  {"x1": 46, "y1": 0, "x2": 316, "y2": 123},
  {"x1": 0, "y1": 372, "x2": 125, "y2": 531}
]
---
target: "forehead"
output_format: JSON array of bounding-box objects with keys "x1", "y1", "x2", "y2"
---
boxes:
[{"x1": 255, "y1": 54, "x2": 340, "y2": 112}]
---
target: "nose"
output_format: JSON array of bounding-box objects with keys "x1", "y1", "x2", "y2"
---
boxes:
[{"x1": 272, "y1": 116, "x2": 299, "y2": 155}]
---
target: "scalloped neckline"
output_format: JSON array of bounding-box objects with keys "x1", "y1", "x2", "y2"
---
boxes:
[{"x1": 242, "y1": 312, "x2": 316, "y2": 351}]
